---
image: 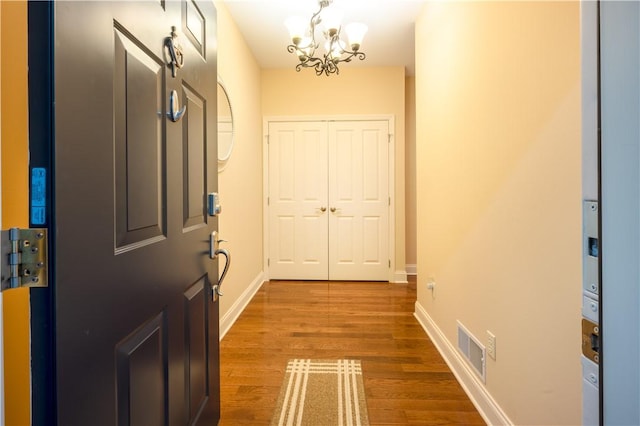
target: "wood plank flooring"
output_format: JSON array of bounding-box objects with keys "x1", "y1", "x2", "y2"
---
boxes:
[{"x1": 219, "y1": 278, "x2": 486, "y2": 425}]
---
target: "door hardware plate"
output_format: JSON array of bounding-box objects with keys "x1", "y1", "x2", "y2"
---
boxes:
[
  {"x1": 208, "y1": 192, "x2": 221, "y2": 216},
  {"x1": 582, "y1": 318, "x2": 599, "y2": 363},
  {"x1": 1, "y1": 228, "x2": 48, "y2": 291}
]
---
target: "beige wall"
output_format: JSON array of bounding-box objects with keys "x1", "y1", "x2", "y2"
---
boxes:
[
  {"x1": 215, "y1": 2, "x2": 265, "y2": 320},
  {"x1": 262, "y1": 67, "x2": 407, "y2": 278},
  {"x1": 415, "y1": 2, "x2": 582, "y2": 424},
  {"x1": 405, "y1": 76, "x2": 416, "y2": 267}
]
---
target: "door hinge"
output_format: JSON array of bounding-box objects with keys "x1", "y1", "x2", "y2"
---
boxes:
[
  {"x1": 388, "y1": 260, "x2": 391, "y2": 268},
  {"x1": 1, "y1": 228, "x2": 48, "y2": 292},
  {"x1": 389, "y1": 197, "x2": 391, "y2": 206},
  {"x1": 268, "y1": 258, "x2": 270, "y2": 266},
  {"x1": 267, "y1": 197, "x2": 270, "y2": 206},
  {"x1": 388, "y1": 134, "x2": 392, "y2": 143}
]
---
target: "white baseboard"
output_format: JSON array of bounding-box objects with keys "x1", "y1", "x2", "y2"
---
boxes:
[
  {"x1": 414, "y1": 302, "x2": 513, "y2": 426},
  {"x1": 393, "y1": 269, "x2": 408, "y2": 283},
  {"x1": 220, "y1": 272, "x2": 265, "y2": 340},
  {"x1": 406, "y1": 264, "x2": 417, "y2": 275}
]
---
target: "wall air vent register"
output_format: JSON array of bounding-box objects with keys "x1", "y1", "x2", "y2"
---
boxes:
[{"x1": 457, "y1": 321, "x2": 486, "y2": 383}]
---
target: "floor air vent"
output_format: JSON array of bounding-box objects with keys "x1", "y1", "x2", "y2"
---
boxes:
[{"x1": 457, "y1": 321, "x2": 486, "y2": 382}]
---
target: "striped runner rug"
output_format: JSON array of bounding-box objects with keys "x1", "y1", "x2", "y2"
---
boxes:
[{"x1": 271, "y1": 359, "x2": 370, "y2": 426}]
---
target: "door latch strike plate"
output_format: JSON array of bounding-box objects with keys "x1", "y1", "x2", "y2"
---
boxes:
[
  {"x1": 582, "y1": 318, "x2": 599, "y2": 364},
  {"x1": 1, "y1": 228, "x2": 48, "y2": 292}
]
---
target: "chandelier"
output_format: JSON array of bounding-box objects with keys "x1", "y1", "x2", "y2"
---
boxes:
[{"x1": 285, "y1": 0, "x2": 368, "y2": 76}]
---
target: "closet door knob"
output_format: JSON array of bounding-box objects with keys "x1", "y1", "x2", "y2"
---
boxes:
[
  {"x1": 320, "y1": 206, "x2": 327, "y2": 212},
  {"x1": 330, "y1": 207, "x2": 336, "y2": 213}
]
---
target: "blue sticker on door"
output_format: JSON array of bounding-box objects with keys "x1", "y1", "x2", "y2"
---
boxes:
[{"x1": 31, "y1": 167, "x2": 46, "y2": 225}]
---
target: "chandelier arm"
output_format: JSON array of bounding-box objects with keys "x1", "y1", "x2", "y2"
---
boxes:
[
  {"x1": 308, "y1": 57, "x2": 325, "y2": 67},
  {"x1": 288, "y1": 40, "x2": 317, "y2": 57},
  {"x1": 335, "y1": 50, "x2": 366, "y2": 64},
  {"x1": 328, "y1": 61, "x2": 339, "y2": 75},
  {"x1": 297, "y1": 55, "x2": 324, "y2": 72},
  {"x1": 297, "y1": 56, "x2": 322, "y2": 72}
]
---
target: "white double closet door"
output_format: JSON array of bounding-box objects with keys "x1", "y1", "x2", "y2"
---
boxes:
[{"x1": 268, "y1": 120, "x2": 390, "y2": 281}]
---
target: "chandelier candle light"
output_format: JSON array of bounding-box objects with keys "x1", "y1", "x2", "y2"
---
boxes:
[{"x1": 285, "y1": 0, "x2": 368, "y2": 76}]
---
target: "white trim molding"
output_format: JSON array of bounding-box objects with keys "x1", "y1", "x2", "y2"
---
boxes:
[
  {"x1": 393, "y1": 270, "x2": 408, "y2": 283},
  {"x1": 219, "y1": 272, "x2": 266, "y2": 340},
  {"x1": 414, "y1": 302, "x2": 513, "y2": 426},
  {"x1": 406, "y1": 264, "x2": 417, "y2": 276}
]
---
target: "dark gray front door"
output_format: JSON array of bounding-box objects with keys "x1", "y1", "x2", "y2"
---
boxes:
[{"x1": 52, "y1": 1, "x2": 219, "y2": 424}]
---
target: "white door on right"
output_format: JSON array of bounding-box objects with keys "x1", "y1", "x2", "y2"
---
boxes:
[{"x1": 328, "y1": 121, "x2": 390, "y2": 281}]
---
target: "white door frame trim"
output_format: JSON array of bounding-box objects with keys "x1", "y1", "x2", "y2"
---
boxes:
[{"x1": 263, "y1": 114, "x2": 397, "y2": 283}]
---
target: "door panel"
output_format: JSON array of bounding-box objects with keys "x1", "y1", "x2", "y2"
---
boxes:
[
  {"x1": 184, "y1": 278, "x2": 208, "y2": 421},
  {"x1": 114, "y1": 25, "x2": 166, "y2": 250},
  {"x1": 329, "y1": 121, "x2": 389, "y2": 281},
  {"x1": 184, "y1": 0, "x2": 206, "y2": 56},
  {"x1": 268, "y1": 122, "x2": 329, "y2": 279},
  {"x1": 182, "y1": 84, "x2": 207, "y2": 231},
  {"x1": 50, "y1": 2, "x2": 219, "y2": 425},
  {"x1": 115, "y1": 312, "x2": 167, "y2": 426}
]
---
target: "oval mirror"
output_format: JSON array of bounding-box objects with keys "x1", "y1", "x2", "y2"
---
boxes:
[{"x1": 217, "y1": 78, "x2": 234, "y2": 170}]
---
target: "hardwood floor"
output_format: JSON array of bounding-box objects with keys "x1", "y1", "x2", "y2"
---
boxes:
[{"x1": 219, "y1": 278, "x2": 486, "y2": 425}]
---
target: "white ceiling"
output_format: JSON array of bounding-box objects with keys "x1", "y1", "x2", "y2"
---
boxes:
[{"x1": 222, "y1": 0, "x2": 426, "y2": 75}]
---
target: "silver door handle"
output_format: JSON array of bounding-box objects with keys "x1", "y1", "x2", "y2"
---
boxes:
[
  {"x1": 212, "y1": 248, "x2": 231, "y2": 300},
  {"x1": 210, "y1": 231, "x2": 225, "y2": 259},
  {"x1": 168, "y1": 90, "x2": 186, "y2": 122},
  {"x1": 210, "y1": 231, "x2": 231, "y2": 300}
]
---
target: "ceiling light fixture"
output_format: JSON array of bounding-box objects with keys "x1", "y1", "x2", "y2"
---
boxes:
[{"x1": 285, "y1": 0, "x2": 368, "y2": 76}]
